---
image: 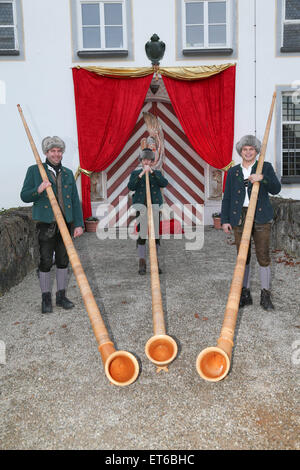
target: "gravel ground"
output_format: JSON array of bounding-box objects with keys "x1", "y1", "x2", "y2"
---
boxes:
[{"x1": 0, "y1": 226, "x2": 299, "y2": 450}]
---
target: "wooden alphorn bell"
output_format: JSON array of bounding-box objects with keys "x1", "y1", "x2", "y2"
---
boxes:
[
  {"x1": 196, "y1": 92, "x2": 277, "y2": 382},
  {"x1": 144, "y1": 170, "x2": 178, "y2": 371},
  {"x1": 17, "y1": 104, "x2": 139, "y2": 386}
]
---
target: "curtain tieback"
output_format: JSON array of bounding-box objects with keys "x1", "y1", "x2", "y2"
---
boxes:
[
  {"x1": 221, "y1": 160, "x2": 234, "y2": 172},
  {"x1": 75, "y1": 166, "x2": 93, "y2": 180}
]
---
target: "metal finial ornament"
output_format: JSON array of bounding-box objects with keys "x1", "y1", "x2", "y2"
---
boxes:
[{"x1": 145, "y1": 34, "x2": 166, "y2": 66}]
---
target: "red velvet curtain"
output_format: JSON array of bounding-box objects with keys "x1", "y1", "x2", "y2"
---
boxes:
[
  {"x1": 72, "y1": 68, "x2": 153, "y2": 220},
  {"x1": 162, "y1": 65, "x2": 236, "y2": 188}
]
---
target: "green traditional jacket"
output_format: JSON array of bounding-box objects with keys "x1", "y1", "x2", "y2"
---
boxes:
[
  {"x1": 128, "y1": 169, "x2": 168, "y2": 206},
  {"x1": 221, "y1": 161, "x2": 281, "y2": 227},
  {"x1": 20, "y1": 163, "x2": 84, "y2": 227}
]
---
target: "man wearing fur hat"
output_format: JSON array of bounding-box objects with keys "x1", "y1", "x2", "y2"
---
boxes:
[
  {"x1": 128, "y1": 147, "x2": 168, "y2": 274},
  {"x1": 21, "y1": 136, "x2": 84, "y2": 313},
  {"x1": 221, "y1": 135, "x2": 281, "y2": 310}
]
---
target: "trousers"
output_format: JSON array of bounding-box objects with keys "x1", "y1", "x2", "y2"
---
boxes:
[
  {"x1": 37, "y1": 222, "x2": 71, "y2": 272},
  {"x1": 136, "y1": 207, "x2": 161, "y2": 246},
  {"x1": 233, "y1": 208, "x2": 272, "y2": 267}
]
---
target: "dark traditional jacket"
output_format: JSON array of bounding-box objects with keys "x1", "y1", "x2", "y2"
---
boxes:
[
  {"x1": 128, "y1": 169, "x2": 168, "y2": 206},
  {"x1": 221, "y1": 161, "x2": 281, "y2": 227},
  {"x1": 20, "y1": 163, "x2": 84, "y2": 227}
]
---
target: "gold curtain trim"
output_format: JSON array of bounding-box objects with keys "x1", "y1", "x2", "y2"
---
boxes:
[
  {"x1": 74, "y1": 166, "x2": 93, "y2": 180},
  {"x1": 160, "y1": 64, "x2": 235, "y2": 80},
  {"x1": 75, "y1": 66, "x2": 153, "y2": 78},
  {"x1": 221, "y1": 160, "x2": 235, "y2": 172},
  {"x1": 74, "y1": 63, "x2": 235, "y2": 80}
]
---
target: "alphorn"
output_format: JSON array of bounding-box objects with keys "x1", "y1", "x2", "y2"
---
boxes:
[
  {"x1": 17, "y1": 104, "x2": 139, "y2": 387},
  {"x1": 196, "y1": 92, "x2": 277, "y2": 382},
  {"x1": 144, "y1": 170, "x2": 178, "y2": 370}
]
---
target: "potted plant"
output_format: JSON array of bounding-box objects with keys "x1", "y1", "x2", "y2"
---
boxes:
[
  {"x1": 85, "y1": 216, "x2": 99, "y2": 232},
  {"x1": 212, "y1": 212, "x2": 222, "y2": 229}
]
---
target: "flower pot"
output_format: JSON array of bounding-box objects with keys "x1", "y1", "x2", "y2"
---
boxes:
[
  {"x1": 85, "y1": 220, "x2": 99, "y2": 232},
  {"x1": 213, "y1": 217, "x2": 222, "y2": 230}
]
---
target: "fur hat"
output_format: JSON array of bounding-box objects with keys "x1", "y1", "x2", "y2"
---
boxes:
[
  {"x1": 236, "y1": 135, "x2": 261, "y2": 156},
  {"x1": 138, "y1": 148, "x2": 155, "y2": 161},
  {"x1": 42, "y1": 136, "x2": 66, "y2": 154}
]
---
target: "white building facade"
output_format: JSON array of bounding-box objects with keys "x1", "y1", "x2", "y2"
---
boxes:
[{"x1": 0, "y1": 0, "x2": 299, "y2": 221}]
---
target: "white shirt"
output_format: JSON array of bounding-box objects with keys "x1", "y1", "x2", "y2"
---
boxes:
[{"x1": 241, "y1": 164, "x2": 253, "y2": 207}]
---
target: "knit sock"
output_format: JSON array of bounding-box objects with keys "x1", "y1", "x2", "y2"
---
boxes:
[
  {"x1": 56, "y1": 268, "x2": 68, "y2": 291},
  {"x1": 138, "y1": 244, "x2": 146, "y2": 260},
  {"x1": 243, "y1": 264, "x2": 251, "y2": 289},
  {"x1": 260, "y1": 265, "x2": 271, "y2": 290},
  {"x1": 39, "y1": 271, "x2": 51, "y2": 294}
]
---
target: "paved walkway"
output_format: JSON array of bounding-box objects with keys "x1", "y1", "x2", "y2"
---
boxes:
[{"x1": 0, "y1": 227, "x2": 299, "y2": 450}]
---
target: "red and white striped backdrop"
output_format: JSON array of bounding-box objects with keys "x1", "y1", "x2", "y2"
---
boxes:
[{"x1": 105, "y1": 98, "x2": 205, "y2": 228}]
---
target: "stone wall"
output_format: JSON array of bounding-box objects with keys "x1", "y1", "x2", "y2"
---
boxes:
[
  {"x1": 270, "y1": 196, "x2": 300, "y2": 258},
  {"x1": 0, "y1": 198, "x2": 299, "y2": 295},
  {"x1": 0, "y1": 207, "x2": 39, "y2": 296}
]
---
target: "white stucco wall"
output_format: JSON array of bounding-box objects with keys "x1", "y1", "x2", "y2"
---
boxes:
[
  {"x1": 0, "y1": 0, "x2": 299, "y2": 211},
  {"x1": 1, "y1": 0, "x2": 79, "y2": 210}
]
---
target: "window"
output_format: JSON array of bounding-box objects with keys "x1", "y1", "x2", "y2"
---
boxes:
[
  {"x1": 281, "y1": 93, "x2": 300, "y2": 182},
  {"x1": 182, "y1": 0, "x2": 232, "y2": 54},
  {"x1": 281, "y1": 0, "x2": 300, "y2": 52},
  {"x1": 76, "y1": 0, "x2": 128, "y2": 57},
  {"x1": 0, "y1": 0, "x2": 19, "y2": 55}
]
